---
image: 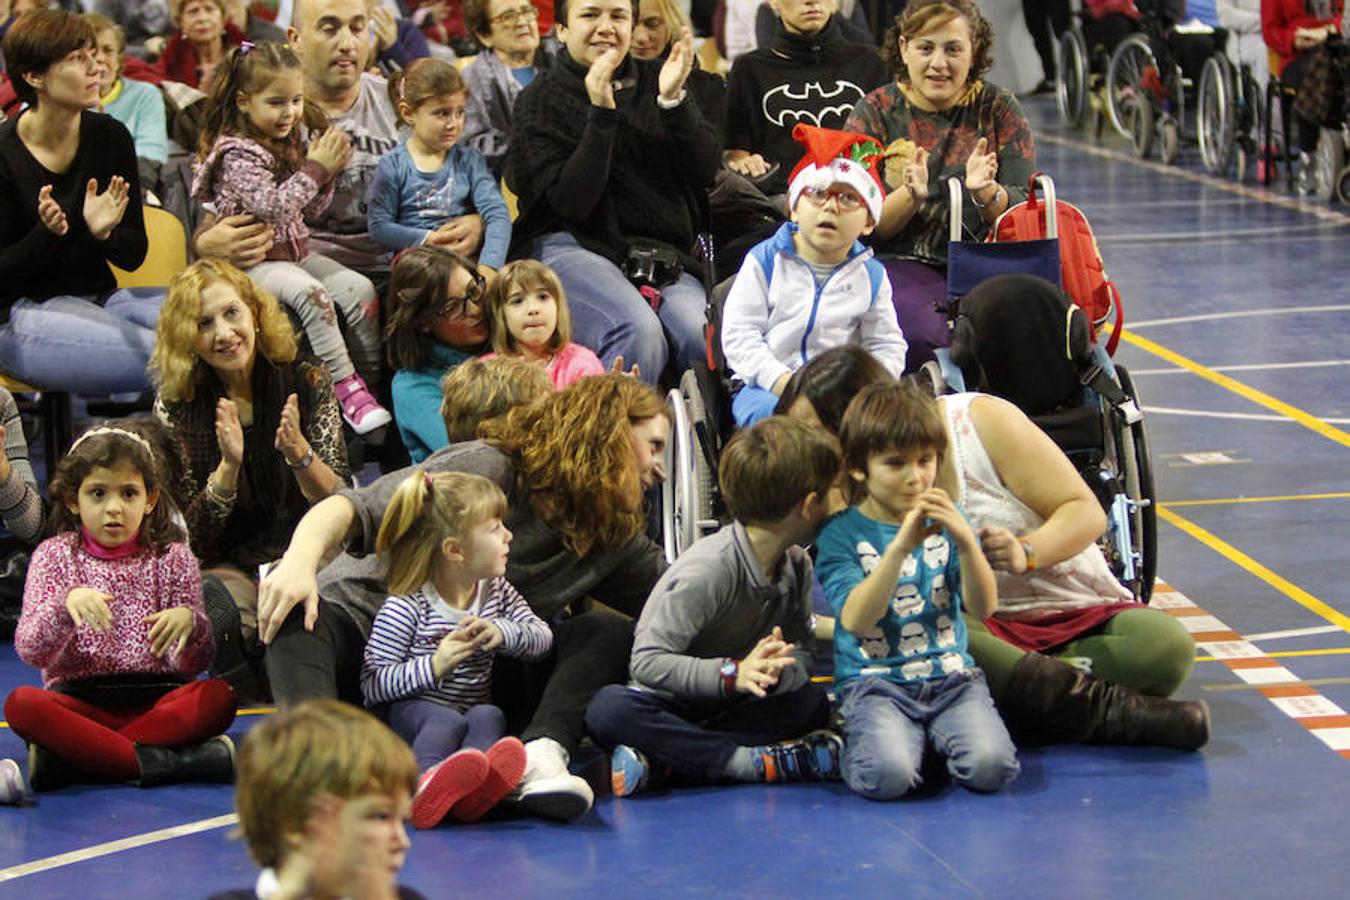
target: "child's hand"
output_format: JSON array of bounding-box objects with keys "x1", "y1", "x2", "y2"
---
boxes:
[
  {"x1": 903, "y1": 147, "x2": 930, "y2": 203},
  {"x1": 964, "y1": 137, "x2": 999, "y2": 197},
  {"x1": 913, "y1": 487, "x2": 972, "y2": 547},
  {"x1": 307, "y1": 128, "x2": 352, "y2": 174},
  {"x1": 37, "y1": 184, "x2": 69, "y2": 236},
  {"x1": 216, "y1": 398, "x2": 245, "y2": 468},
  {"x1": 978, "y1": 525, "x2": 1029, "y2": 574},
  {"x1": 431, "y1": 629, "x2": 479, "y2": 678},
  {"x1": 735, "y1": 626, "x2": 798, "y2": 697},
  {"x1": 66, "y1": 588, "x2": 113, "y2": 631},
  {"x1": 145, "y1": 607, "x2": 196, "y2": 657},
  {"x1": 427, "y1": 214, "x2": 483, "y2": 256},
  {"x1": 274, "y1": 393, "x2": 311, "y2": 465},
  {"x1": 890, "y1": 502, "x2": 939, "y2": 559},
  {"x1": 458, "y1": 616, "x2": 504, "y2": 653},
  {"x1": 584, "y1": 47, "x2": 623, "y2": 109},
  {"x1": 82, "y1": 175, "x2": 130, "y2": 240}
]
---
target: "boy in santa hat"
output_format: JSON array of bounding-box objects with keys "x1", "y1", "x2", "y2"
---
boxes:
[{"x1": 721, "y1": 123, "x2": 909, "y2": 426}]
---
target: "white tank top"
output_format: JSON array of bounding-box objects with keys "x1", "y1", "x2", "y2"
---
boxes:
[{"x1": 943, "y1": 393, "x2": 1132, "y2": 618}]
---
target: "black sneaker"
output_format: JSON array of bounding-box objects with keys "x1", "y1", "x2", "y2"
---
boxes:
[
  {"x1": 752, "y1": 730, "x2": 844, "y2": 783},
  {"x1": 28, "y1": 743, "x2": 79, "y2": 792}
]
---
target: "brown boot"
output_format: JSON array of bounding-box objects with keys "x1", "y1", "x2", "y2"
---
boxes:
[{"x1": 999, "y1": 652, "x2": 1210, "y2": 751}]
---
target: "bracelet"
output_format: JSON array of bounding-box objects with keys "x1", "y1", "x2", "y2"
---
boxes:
[
  {"x1": 205, "y1": 478, "x2": 237, "y2": 504},
  {"x1": 656, "y1": 88, "x2": 687, "y2": 110},
  {"x1": 970, "y1": 184, "x2": 1002, "y2": 210},
  {"x1": 285, "y1": 448, "x2": 315, "y2": 470},
  {"x1": 1019, "y1": 538, "x2": 1038, "y2": 572}
]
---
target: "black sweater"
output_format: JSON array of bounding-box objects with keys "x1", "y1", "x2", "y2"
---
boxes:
[
  {"x1": 506, "y1": 50, "x2": 721, "y2": 270},
  {"x1": 724, "y1": 17, "x2": 890, "y2": 196},
  {"x1": 0, "y1": 111, "x2": 147, "y2": 316}
]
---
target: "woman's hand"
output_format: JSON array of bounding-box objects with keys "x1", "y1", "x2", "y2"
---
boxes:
[
  {"x1": 978, "y1": 525, "x2": 1029, "y2": 574},
  {"x1": 1293, "y1": 26, "x2": 1330, "y2": 50},
  {"x1": 145, "y1": 606, "x2": 196, "y2": 656},
  {"x1": 370, "y1": 4, "x2": 398, "y2": 53},
  {"x1": 82, "y1": 176, "x2": 130, "y2": 240},
  {"x1": 216, "y1": 398, "x2": 245, "y2": 468},
  {"x1": 584, "y1": 48, "x2": 623, "y2": 109},
  {"x1": 66, "y1": 587, "x2": 113, "y2": 631},
  {"x1": 307, "y1": 128, "x2": 352, "y2": 174},
  {"x1": 37, "y1": 184, "x2": 70, "y2": 236},
  {"x1": 658, "y1": 26, "x2": 694, "y2": 103},
  {"x1": 609, "y1": 355, "x2": 641, "y2": 379},
  {"x1": 274, "y1": 393, "x2": 310, "y2": 465},
  {"x1": 964, "y1": 137, "x2": 999, "y2": 197},
  {"x1": 726, "y1": 151, "x2": 772, "y2": 178},
  {"x1": 903, "y1": 147, "x2": 930, "y2": 203}
]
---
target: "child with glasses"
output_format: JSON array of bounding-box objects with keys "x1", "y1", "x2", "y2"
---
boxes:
[{"x1": 720, "y1": 125, "x2": 909, "y2": 427}]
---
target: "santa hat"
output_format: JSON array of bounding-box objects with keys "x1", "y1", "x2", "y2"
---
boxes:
[{"x1": 786, "y1": 123, "x2": 886, "y2": 223}]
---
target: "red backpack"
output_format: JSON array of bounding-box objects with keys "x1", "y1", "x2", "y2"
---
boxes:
[{"x1": 990, "y1": 173, "x2": 1124, "y2": 355}]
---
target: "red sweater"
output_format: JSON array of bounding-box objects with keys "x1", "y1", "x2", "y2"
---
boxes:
[
  {"x1": 151, "y1": 22, "x2": 247, "y2": 88},
  {"x1": 14, "y1": 535, "x2": 214, "y2": 688},
  {"x1": 1262, "y1": 0, "x2": 1344, "y2": 72}
]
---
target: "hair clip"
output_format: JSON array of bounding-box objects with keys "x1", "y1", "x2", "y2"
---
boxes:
[
  {"x1": 423, "y1": 471, "x2": 434, "y2": 491},
  {"x1": 239, "y1": 41, "x2": 255, "y2": 54}
]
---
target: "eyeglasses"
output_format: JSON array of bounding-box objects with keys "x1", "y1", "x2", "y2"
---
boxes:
[
  {"x1": 800, "y1": 186, "x2": 866, "y2": 212},
  {"x1": 440, "y1": 271, "x2": 486, "y2": 319},
  {"x1": 490, "y1": 5, "x2": 538, "y2": 26}
]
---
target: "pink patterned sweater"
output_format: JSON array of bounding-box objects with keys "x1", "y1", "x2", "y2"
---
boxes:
[
  {"x1": 192, "y1": 135, "x2": 335, "y2": 263},
  {"x1": 14, "y1": 535, "x2": 214, "y2": 689}
]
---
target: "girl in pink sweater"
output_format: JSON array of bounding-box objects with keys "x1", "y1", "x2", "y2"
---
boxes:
[
  {"x1": 483, "y1": 260, "x2": 604, "y2": 389},
  {"x1": 3, "y1": 426, "x2": 237, "y2": 793}
]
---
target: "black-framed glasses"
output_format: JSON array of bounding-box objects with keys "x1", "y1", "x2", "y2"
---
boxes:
[
  {"x1": 800, "y1": 185, "x2": 867, "y2": 211},
  {"x1": 440, "y1": 271, "x2": 486, "y2": 319},
  {"x1": 490, "y1": 4, "x2": 538, "y2": 26}
]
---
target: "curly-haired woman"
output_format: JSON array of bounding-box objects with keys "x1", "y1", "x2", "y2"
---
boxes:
[
  {"x1": 844, "y1": 0, "x2": 1036, "y2": 374},
  {"x1": 149, "y1": 259, "x2": 349, "y2": 644},
  {"x1": 257, "y1": 372, "x2": 669, "y2": 822}
]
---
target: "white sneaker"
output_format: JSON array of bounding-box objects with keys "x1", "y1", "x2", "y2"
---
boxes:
[
  {"x1": 0, "y1": 758, "x2": 28, "y2": 805},
  {"x1": 506, "y1": 738, "x2": 594, "y2": 822}
]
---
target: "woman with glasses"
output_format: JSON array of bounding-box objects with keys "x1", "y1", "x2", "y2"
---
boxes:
[
  {"x1": 844, "y1": 0, "x2": 1035, "y2": 375},
  {"x1": 149, "y1": 258, "x2": 350, "y2": 660},
  {"x1": 461, "y1": 0, "x2": 557, "y2": 178},
  {"x1": 384, "y1": 245, "x2": 490, "y2": 462}
]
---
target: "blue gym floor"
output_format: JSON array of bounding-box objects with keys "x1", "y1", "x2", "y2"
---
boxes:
[{"x1": 3, "y1": 95, "x2": 1349, "y2": 898}]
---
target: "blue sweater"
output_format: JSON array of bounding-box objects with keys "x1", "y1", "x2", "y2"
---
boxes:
[
  {"x1": 816, "y1": 507, "x2": 975, "y2": 688},
  {"x1": 104, "y1": 79, "x2": 168, "y2": 164},
  {"x1": 390, "y1": 342, "x2": 474, "y2": 463},
  {"x1": 367, "y1": 142, "x2": 511, "y2": 267}
]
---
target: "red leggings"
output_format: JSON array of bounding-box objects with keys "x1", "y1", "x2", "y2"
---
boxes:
[{"x1": 3, "y1": 680, "x2": 238, "y2": 780}]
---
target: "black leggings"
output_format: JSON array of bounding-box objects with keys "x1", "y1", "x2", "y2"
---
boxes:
[{"x1": 1280, "y1": 53, "x2": 1326, "y2": 154}]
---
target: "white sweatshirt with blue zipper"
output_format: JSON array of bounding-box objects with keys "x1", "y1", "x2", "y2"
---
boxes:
[{"x1": 720, "y1": 222, "x2": 908, "y2": 391}]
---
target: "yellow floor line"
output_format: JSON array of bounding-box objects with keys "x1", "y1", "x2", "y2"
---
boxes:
[
  {"x1": 1159, "y1": 505, "x2": 1350, "y2": 634},
  {"x1": 1197, "y1": 647, "x2": 1350, "y2": 663},
  {"x1": 1163, "y1": 493, "x2": 1350, "y2": 507}
]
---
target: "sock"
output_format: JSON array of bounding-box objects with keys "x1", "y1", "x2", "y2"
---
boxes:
[{"x1": 722, "y1": 747, "x2": 764, "y2": 783}]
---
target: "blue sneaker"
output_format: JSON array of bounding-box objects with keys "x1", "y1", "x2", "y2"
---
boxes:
[
  {"x1": 0, "y1": 758, "x2": 28, "y2": 805},
  {"x1": 610, "y1": 745, "x2": 650, "y2": 797},
  {"x1": 754, "y1": 730, "x2": 844, "y2": 783}
]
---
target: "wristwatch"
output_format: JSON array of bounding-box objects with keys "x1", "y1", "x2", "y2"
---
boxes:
[
  {"x1": 719, "y1": 658, "x2": 739, "y2": 696},
  {"x1": 285, "y1": 448, "x2": 316, "y2": 470}
]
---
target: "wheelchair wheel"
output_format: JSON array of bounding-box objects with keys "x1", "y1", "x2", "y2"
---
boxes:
[
  {"x1": 1057, "y1": 28, "x2": 1090, "y2": 128},
  {"x1": 1107, "y1": 34, "x2": 1157, "y2": 138},
  {"x1": 679, "y1": 367, "x2": 717, "y2": 527},
  {"x1": 660, "y1": 373, "x2": 720, "y2": 563},
  {"x1": 1337, "y1": 164, "x2": 1350, "y2": 204},
  {"x1": 1127, "y1": 95, "x2": 1156, "y2": 159},
  {"x1": 1313, "y1": 129, "x2": 1347, "y2": 202},
  {"x1": 1160, "y1": 115, "x2": 1180, "y2": 165},
  {"x1": 1113, "y1": 364, "x2": 1157, "y2": 603},
  {"x1": 1197, "y1": 55, "x2": 1236, "y2": 174}
]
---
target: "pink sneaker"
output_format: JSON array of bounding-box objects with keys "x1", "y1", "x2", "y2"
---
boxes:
[
  {"x1": 450, "y1": 737, "x2": 527, "y2": 823},
  {"x1": 410, "y1": 749, "x2": 489, "y2": 830},
  {"x1": 334, "y1": 373, "x2": 392, "y2": 435}
]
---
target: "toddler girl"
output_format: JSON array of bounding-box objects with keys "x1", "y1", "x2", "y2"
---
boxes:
[
  {"x1": 193, "y1": 41, "x2": 390, "y2": 434},
  {"x1": 3, "y1": 426, "x2": 237, "y2": 792},
  {"x1": 483, "y1": 259, "x2": 604, "y2": 389},
  {"x1": 367, "y1": 57, "x2": 512, "y2": 272},
  {"x1": 361, "y1": 470, "x2": 552, "y2": 829}
]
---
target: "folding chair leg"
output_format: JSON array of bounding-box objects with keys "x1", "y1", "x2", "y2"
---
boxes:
[{"x1": 41, "y1": 392, "x2": 72, "y2": 480}]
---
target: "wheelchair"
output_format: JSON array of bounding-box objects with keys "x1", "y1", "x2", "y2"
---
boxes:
[{"x1": 1196, "y1": 49, "x2": 1266, "y2": 179}]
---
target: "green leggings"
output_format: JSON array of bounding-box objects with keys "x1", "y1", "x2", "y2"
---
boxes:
[{"x1": 966, "y1": 607, "x2": 1195, "y2": 699}]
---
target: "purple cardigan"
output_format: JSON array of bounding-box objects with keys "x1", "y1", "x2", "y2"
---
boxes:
[{"x1": 192, "y1": 135, "x2": 335, "y2": 262}]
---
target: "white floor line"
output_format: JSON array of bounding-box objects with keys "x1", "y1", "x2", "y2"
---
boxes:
[
  {"x1": 1130, "y1": 360, "x2": 1350, "y2": 376},
  {"x1": 1142, "y1": 405, "x2": 1350, "y2": 424},
  {"x1": 1244, "y1": 626, "x2": 1344, "y2": 642},
  {"x1": 1129, "y1": 305, "x2": 1350, "y2": 329},
  {"x1": 1097, "y1": 223, "x2": 1342, "y2": 243},
  {"x1": 0, "y1": 814, "x2": 237, "y2": 883}
]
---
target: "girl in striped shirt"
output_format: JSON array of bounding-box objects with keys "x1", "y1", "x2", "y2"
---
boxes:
[{"x1": 362, "y1": 470, "x2": 551, "y2": 829}]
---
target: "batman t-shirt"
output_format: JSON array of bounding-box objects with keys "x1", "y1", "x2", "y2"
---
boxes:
[{"x1": 724, "y1": 19, "x2": 890, "y2": 196}]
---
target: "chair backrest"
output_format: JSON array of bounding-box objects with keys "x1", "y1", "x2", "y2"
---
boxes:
[{"x1": 110, "y1": 207, "x2": 189, "y2": 289}]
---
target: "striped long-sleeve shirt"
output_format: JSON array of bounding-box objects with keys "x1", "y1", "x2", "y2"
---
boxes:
[{"x1": 360, "y1": 577, "x2": 552, "y2": 711}]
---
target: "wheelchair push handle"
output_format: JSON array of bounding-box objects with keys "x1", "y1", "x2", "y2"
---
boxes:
[{"x1": 947, "y1": 173, "x2": 1058, "y2": 242}]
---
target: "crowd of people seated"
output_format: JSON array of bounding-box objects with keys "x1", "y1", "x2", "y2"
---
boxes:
[{"x1": 7, "y1": 0, "x2": 1329, "y2": 889}]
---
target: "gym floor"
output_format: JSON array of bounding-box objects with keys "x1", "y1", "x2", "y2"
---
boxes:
[{"x1": 2, "y1": 95, "x2": 1348, "y2": 898}]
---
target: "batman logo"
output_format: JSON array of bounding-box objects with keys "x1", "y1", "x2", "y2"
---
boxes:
[{"x1": 761, "y1": 80, "x2": 867, "y2": 128}]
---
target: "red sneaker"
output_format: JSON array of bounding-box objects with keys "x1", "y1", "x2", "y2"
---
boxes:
[
  {"x1": 450, "y1": 737, "x2": 527, "y2": 823},
  {"x1": 410, "y1": 749, "x2": 489, "y2": 829}
]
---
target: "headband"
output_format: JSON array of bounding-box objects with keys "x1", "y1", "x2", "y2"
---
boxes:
[{"x1": 68, "y1": 427, "x2": 156, "y2": 459}]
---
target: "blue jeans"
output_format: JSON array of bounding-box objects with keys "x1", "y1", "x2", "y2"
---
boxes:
[
  {"x1": 0, "y1": 289, "x2": 164, "y2": 393},
  {"x1": 384, "y1": 698, "x2": 506, "y2": 772},
  {"x1": 585, "y1": 682, "x2": 831, "y2": 781},
  {"x1": 533, "y1": 232, "x2": 707, "y2": 384},
  {"x1": 839, "y1": 671, "x2": 1018, "y2": 800}
]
